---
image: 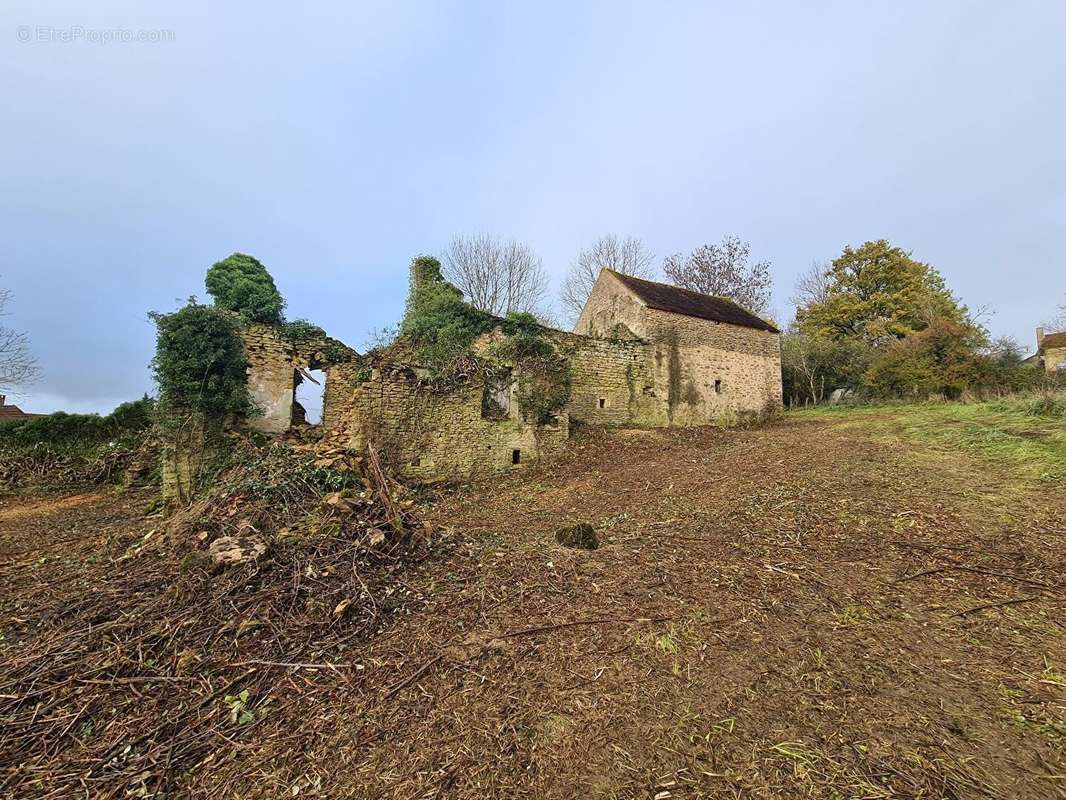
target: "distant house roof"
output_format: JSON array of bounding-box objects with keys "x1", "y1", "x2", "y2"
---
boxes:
[
  {"x1": 1041, "y1": 331, "x2": 1066, "y2": 350},
  {"x1": 606, "y1": 270, "x2": 779, "y2": 333},
  {"x1": 0, "y1": 396, "x2": 39, "y2": 419}
]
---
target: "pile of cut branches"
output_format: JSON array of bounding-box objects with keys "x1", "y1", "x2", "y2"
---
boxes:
[{"x1": 0, "y1": 442, "x2": 439, "y2": 799}]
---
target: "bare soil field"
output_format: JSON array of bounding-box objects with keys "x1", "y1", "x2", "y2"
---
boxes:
[{"x1": 1, "y1": 409, "x2": 1064, "y2": 799}]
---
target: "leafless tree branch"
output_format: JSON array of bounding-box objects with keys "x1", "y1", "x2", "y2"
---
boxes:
[
  {"x1": 662, "y1": 235, "x2": 772, "y2": 316},
  {"x1": 0, "y1": 288, "x2": 40, "y2": 393},
  {"x1": 559, "y1": 235, "x2": 656, "y2": 323},
  {"x1": 443, "y1": 234, "x2": 549, "y2": 318},
  {"x1": 791, "y1": 261, "x2": 832, "y2": 309}
]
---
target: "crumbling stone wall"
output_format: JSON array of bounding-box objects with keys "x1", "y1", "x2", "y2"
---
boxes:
[
  {"x1": 551, "y1": 332, "x2": 659, "y2": 426},
  {"x1": 335, "y1": 363, "x2": 569, "y2": 481},
  {"x1": 238, "y1": 323, "x2": 359, "y2": 432}
]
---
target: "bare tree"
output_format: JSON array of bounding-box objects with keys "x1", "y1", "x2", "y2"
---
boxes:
[
  {"x1": 791, "y1": 261, "x2": 831, "y2": 309},
  {"x1": 0, "y1": 288, "x2": 39, "y2": 392},
  {"x1": 663, "y1": 235, "x2": 772, "y2": 316},
  {"x1": 1045, "y1": 298, "x2": 1066, "y2": 332},
  {"x1": 442, "y1": 234, "x2": 549, "y2": 317},
  {"x1": 559, "y1": 235, "x2": 656, "y2": 321}
]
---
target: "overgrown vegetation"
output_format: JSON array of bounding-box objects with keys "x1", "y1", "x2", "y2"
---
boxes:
[
  {"x1": 782, "y1": 239, "x2": 1056, "y2": 405},
  {"x1": 0, "y1": 397, "x2": 156, "y2": 491},
  {"x1": 205, "y1": 252, "x2": 285, "y2": 324},
  {"x1": 401, "y1": 255, "x2": 495, "y2": 372},
  {"x1": 399, "y1": 258, "x2": 572, "y2": 422},
  {"x1": 149, "y1": 300, "x2": 254, "y2": 423}
]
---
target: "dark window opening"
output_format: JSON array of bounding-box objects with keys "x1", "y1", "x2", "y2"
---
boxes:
[
  {"x1": 598, "y1": 397, "x2": 606, "y2": 409},
  {"x1": 293, "y1": 368, "x2": 327, "y2": 426},
  {"x1": 411, "y1": 456, "x2": 422, "y2": 467},
  {"x1": 511, "y1": 449, "x2": 521, "y2": 465},
  {"x1": 714, "y1": 379, "x2": 722, "y2": 394}
]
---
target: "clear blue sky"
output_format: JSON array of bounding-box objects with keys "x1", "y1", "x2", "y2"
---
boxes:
[{"x1": 2, "y1": 1, "x2": 1064, "y2": 413}]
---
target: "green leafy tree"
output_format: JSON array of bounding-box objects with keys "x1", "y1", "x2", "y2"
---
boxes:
[
  {"x1": 150, "y1": 300, "x2": 253, "y2": 418},
  {"x1": 205, "y1": 253, "x2": 285, "y2": 324},
  {"x1": 866, "y1": 318, "x2": 983, "y2": 399},
  {"x1": 796, "y1": 241, "x2": 970, "y2": 345}
]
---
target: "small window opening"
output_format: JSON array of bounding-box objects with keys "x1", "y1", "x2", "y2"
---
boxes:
[
  {"x1": 714, "y1": 379, "x2": 722, "y2": 395},
  {"x1": 598, "y1": 397, "x2": 606, "y2": 409},
  {"x1": 293, "y1": 368, "x2": 327, "y2": 425},
  {"x1": 511, "y1": 449, "x2": 521, "y2": 465},
  {"x1": 411, "y1": 456, "x2": 422, "y2": 467},
  {"x1": 481, "y1": 373, "x2": 512, "y2": 420}
]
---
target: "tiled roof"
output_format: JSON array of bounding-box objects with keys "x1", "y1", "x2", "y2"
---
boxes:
[
  {"x1": 607, "y1": 271, "x2": 779, "y2": 333},
  {"x1": 1041, "y1": 331, "x2": 1066, "y2": 350}
]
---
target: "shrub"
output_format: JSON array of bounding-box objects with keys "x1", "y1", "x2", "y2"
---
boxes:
[
  {"x1": 150, "y1": 300, "x2": 254, "y2": 421},
  {"x1": 400, "y1": 256, "x2": 494, "y2": 372},
  {"x1": 205, "y1": 253, "x2": 285, "y2": 324}
]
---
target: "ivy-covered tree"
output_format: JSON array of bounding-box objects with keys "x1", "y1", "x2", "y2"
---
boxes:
[
  {"x1": 796, "y1": 241, "x2": 970, "y2": 345},
  {"x1": 205, "y1": 253, "x2": 285, "y2": 324},
  {"x1": 149, "y1": 300, "x2": 253, "y2": 419},
  {"x1": 401, "y1": 256, "x2": 494, "y2": 371}
]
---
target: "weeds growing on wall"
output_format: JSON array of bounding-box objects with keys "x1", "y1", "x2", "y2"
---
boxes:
[
  {"x1": 398, "y1": 258, "x2": 571, "y2": 421},
  {"x1": 401, "y1": 256, "x2": 495, "y2": 373}
]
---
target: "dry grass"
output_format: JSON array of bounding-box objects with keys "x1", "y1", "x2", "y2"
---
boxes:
[{"x1": 1, "y1": 410, "x2": 1064, "y2": 798}]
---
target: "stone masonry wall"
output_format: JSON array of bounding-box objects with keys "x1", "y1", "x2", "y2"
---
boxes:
[
  {"x1": 240, "y1": 325, "x2": 297, "y2": 433},
  {"x1": 642, "y1": 308, "x2": 782, "y2": 423},
  {"x1": 336, "y1": 365, "x2": 569, "y2": 482},
  {"x1": 551, "y1": 332, "x2": 659, "y2": 427},
  {"x1": 1045, "y1": 346, "x2": 1066, "y2": 373}
]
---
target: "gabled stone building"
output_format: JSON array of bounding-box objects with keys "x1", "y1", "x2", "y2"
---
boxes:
[
  {"x1": 231, "y1": 268, "x2": 781, "y2": 483},
  {"x1": 1035, "y1": 328, "x2": 1066, "y2": 373}
]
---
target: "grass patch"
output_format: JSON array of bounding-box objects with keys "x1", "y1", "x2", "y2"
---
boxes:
[{"x1": 789, "y1": 392, "x2": 1066, "y2": 481}]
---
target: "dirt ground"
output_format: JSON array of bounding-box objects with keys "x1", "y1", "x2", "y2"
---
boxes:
[{"x1": 1, "y1": 411, "x2": 1063, "y2": 799}]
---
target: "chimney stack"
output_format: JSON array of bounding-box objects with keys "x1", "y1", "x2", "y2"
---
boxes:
[{"x1": 1037, "y1": 327, "x2": 1046, "y2": 347}]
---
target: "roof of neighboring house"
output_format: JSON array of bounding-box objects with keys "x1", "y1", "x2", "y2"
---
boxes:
[
  {"x1": 0, "y1": 403, "x2": 31, "y2": 418},
  {"x1": 1041, "y1": 331, "x2": 1066, "y2": 350},
  {"x1": 606, "y1": 270, "x2": 780, "y2": 333}
]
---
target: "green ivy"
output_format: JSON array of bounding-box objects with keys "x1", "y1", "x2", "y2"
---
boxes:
[
  {"x1": 149, "y1": 300, "x2": 254, "y2": 422},
  {"x1": 400, "y1": 255, "x2": 494, "y2": 373},
  {"x1": 205, "y1": 253, "x2": 285, "y2": 324}
]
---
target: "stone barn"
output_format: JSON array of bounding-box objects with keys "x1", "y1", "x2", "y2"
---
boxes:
[
  {"x1": 1035, "y1": 328, "x2": 1066, "y2": 373},
  {"x1": 226, "y1": 268, "x2": 781, "y2": 483}
]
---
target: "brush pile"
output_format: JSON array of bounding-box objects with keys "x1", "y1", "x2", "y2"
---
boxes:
[{"x1": 0, "y1": 439, "x2": 439, "y2": 800}]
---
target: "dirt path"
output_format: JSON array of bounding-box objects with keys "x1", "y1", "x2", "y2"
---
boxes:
[{"x1": 1, "y1": 413, "x2": 1063, "y2": 799}]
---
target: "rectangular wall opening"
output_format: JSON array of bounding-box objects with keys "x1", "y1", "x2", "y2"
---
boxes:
[
  {"x1": 294, "y1": 368, "x2": 326, "y2": 425},
  {"x1": 511, "y1": 449, "x2": 521, "y2": 465},
  {"x1": 714, "y1": 379, "x2": 722, "y2": 395},
  {"x1": 598, "y1": 397, "x2": 606, "y2": 409}
]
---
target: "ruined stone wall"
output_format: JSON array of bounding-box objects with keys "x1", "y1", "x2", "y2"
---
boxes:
[
  {"x1": 238, "y1": 323, "x2": 360, "y2": 433},
  {"x1": 642, "y1": 308, "x2": 782, "y2": 422},
  {"x1": 337, "y1": 365, "x2": 569, "y2": 482},
  {"x1": 552, "y1": 332, "x2": 660, "y2": 426},
  {"x1": 240, "y1": 325, "x2": 297, "y2": 433}
]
